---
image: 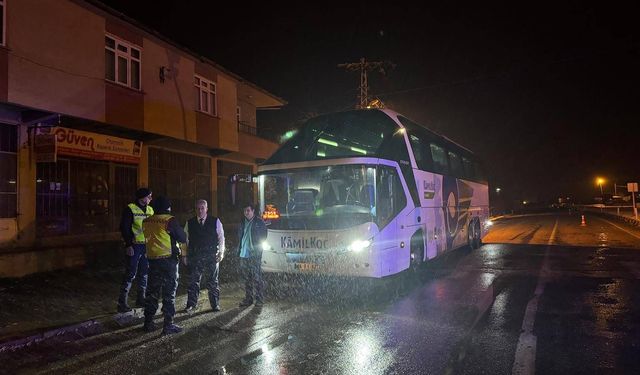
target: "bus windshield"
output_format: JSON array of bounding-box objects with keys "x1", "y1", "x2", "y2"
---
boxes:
[
  {"x1": 260, "y1": 165, "x2": 377, "y2": 230},
  {"x1": 262, "y1": 110, "x2": 399, "y2": 165}
]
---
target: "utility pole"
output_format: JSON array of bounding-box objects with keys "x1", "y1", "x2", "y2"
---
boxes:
[{"x1": 338, "y1": 58, "x2": 395, "y2": 109}]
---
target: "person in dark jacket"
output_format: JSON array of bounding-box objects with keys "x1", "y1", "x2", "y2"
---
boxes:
[
  {"x1": 183, "y1": 199, "x2": 225, "y2": 312},
  {"x1": 237, "y1": 203, "x2": 268, "y2": 307},
  {"x1": 142, "y1": 196, "x2": 187, "y2": 335},
  {"x1": 117, "y1": 187, "x2": 154, "y2": 313}
]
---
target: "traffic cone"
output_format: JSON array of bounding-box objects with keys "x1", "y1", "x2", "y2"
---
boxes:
[{"x1": 580, "y1": 215, "x2": 586, "y2": 226}]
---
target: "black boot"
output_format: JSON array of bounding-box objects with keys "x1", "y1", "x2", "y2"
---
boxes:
[
  {"x1": 211, "y1": 297, "x2": 221, "y2": 312},
  {"x1": 143, "y1": 320, "x2": 157, "y2": 332},
  {"x1": 117, "y1": 291, "x2": 131, "y2": 313},
  {"x1": 162, "y1": 322, "x2": 183, "y2": 335}
]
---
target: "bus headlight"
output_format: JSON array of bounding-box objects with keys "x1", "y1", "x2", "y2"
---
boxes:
[
  {"x1": 261, "y1": 241, "x2": 272, "y2": 251},
  {"x1": 484, "y1": 220, "x2": 493, "y2": 228},
  {"x1": 348, "y1": 239, "x2": 371, "y2": 253}
]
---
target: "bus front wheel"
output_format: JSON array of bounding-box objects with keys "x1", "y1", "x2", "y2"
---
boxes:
[{"x1": 410, "y1": 231, "x2": 425, "y2": 271}]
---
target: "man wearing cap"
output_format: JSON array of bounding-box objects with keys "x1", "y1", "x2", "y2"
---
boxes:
[
  {"x1": 142, "y1": 196, "x2": 187, "y2": 335},
  {"x1": 117, "y1": 187, "x2": 153, "y2": 313}
]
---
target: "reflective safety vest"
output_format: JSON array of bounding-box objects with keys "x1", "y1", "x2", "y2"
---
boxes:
[
  {"x1": 143, "y1": 214, "x2": 174, "y2": 259},
  {"x1": 129, "y1": 203, "x2": 154, "y2": 244}
]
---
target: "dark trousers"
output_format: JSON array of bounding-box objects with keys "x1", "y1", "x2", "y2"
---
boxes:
[
  {"x1": 118, "y1": 243, "x2": 148, "y2": 307},
  {"x1": 144, "y1": 257, "x2": 179, "y2": 326},
  {"x1": 186, "y1": 256, "x2": 220, "y2": 309},
  {"x1": 240, "y1": 257, "x2": 263, "y2": 302}
]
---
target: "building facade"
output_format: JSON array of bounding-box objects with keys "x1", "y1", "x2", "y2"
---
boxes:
[{"x1": 0, "y1": 0, "x2": 285, "y2": 277}]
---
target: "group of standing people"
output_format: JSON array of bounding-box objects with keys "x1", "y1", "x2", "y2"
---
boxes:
[{"x1": 116, "y1": 188, "x2": 267, "y2": 335}]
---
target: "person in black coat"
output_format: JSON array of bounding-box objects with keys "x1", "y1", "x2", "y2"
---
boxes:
[
  {"x1": 237, "y1": 203, "x2": 268, "y2": 307},
  {"x1": 182, "y1": 199, "x2": 225, "y2": 312}
]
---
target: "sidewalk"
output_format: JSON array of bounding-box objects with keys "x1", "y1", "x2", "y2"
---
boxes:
[{"x1": 0, "y1": 256, "x2": 245, "y2": 352}]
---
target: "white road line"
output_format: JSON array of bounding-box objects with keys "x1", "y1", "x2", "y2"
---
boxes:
[
  {"x1": 598, "y1": 217, "x2": 640, "y2": 240},
  {"x1": 512, "y1": 218, "x2": 558, "y2": 375}
]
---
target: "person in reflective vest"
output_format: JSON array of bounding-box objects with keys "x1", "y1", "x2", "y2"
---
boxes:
[
  {"x1": 142, "y1": 196, "x2": 187, "y2": 335},
  {"x1": 117, "y1": 188, "x2": 153, "y2": 313},
  {"x1": 182, "y1": 199, "x2": 225, "y2": 313}
]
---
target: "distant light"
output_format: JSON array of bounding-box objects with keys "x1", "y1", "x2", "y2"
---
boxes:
[
  {"x1": 350, "y1": 146, "x2": 367, "y2": 155},
  {"x1": 280, "y1": 130, "x2": 298, "y2": 143},
  {"x1": 596, "y1": 177, "x2": 605, "y2": 185},
  {"x1": 495, "y1": 187, "x2": 501, "y2": 193},
  {"x1": 8, "y1": 180, "x2": 16, "y2": 184},
  {"x1": 261, "y1": 241, "x2": 271, "y2": 251},
  {"x1": 317, "y1": 151, "x2": 326, "y2": 157},
  {"x1": 36, "y1": 179, "x2": 43, "y2": 183},
  {"x1": 396, "y1": 128, "x2": 406, "y2": 134},
  {"x1": 318, "y1": 138, "x2": 338, "y2": 147},
  {"x1": 522, "y1": 200, "x2": 528, "y2": 205}
]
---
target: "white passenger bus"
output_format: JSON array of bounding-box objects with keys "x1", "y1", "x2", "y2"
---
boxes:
[{"x1": 257, "y1": 109, "x2": 489, "y2": 278}]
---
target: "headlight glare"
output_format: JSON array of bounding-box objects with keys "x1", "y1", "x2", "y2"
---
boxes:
[{"x1": 348, "y1": 239, "x2": 371, "y2": 252}]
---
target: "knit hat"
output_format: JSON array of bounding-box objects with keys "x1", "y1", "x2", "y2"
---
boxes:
[
  {"x1": 152, "y1": 195, "x2": 171, "y2": 213},
  {"x1": 135, "y1": 188, "x2": 152, "y2": 200}
]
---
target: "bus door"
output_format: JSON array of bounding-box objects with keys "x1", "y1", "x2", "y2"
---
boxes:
[{"x1": 377, "y1": 166, "x2": 411, "y2": 273}]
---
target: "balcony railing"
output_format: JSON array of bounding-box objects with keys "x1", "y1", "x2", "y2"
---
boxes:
[{"x1": 238, "y1": 121, "x2": 257, "y2": 136}]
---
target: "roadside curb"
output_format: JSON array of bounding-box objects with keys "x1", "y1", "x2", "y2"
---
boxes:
[
  {"x1": 0, "y1": 282, "x2": 245, "y2": 354},
  {"x1": 0, "y1": 318, "x2": 104, "y2": 353},
  {"x1": 0, "y1": 293, "x2": 190, "y2": 354}
]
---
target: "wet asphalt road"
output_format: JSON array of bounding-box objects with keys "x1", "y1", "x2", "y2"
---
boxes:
[{"x1": 3, "y1": 211, "x2": 640, "y2": 374}]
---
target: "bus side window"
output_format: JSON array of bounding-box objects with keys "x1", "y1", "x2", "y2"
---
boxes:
[
  {"x1": 462, "y1": 157, "x2": 476, "y2": 181},
  {"x1": 430, "y1": 143, "x2": 449, "y2": 175},
  {"x1": 448, "y1": 151, "x2": 464, "y2": 177}
]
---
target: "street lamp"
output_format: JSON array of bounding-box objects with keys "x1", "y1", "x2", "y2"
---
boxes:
[{"x1": 596, "y1": 177, "x2": 605, "y2": 195}]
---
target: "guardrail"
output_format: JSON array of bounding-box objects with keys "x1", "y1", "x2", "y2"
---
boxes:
[{"x1": 576, "y1": 204, "x2": 640, "y2": 227}]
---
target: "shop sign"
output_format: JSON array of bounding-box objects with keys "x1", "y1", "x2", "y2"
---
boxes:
[
  {"x1": 34, "y1": 134, "x2": 57, "y2": 163},
  {"x1": 52, "y1": 127, "x2": 142, "y2": 164}
]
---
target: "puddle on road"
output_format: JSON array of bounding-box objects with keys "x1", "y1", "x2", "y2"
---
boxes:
[
  {"x1": 598, "y1": 232, "x2": 609, "y2": 247},
  {"x1": 213, "y1": 332, "x2": 293, "y2": 374}
]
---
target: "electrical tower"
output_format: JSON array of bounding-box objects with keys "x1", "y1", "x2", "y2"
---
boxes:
[{"x1": 338, "y1": 58, "x2": 395, "y2": 109}]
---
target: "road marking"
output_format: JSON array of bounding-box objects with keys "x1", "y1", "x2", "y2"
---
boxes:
[
  {"x1": 512, "y1": 218, "x2": 557, "y2": 375},
  {"x1": 598, "y1": 217, "x2": 640, "y2": 240}
]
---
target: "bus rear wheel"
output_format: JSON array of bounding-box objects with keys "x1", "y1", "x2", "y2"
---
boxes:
[{"x1": 468, "y1": 219, "x2": 482, "y2": 249}]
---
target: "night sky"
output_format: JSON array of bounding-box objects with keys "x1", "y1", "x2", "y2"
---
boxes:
[{"x1": 99, "y1": 1, "x2": 640, "y2": 205}]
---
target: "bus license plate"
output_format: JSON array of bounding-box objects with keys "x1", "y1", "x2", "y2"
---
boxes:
[{"x1": 294, "y1": 262, "x2": 319, "y2": 271}]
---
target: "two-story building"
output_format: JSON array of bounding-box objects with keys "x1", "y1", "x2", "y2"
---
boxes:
[{"x1": 0, "y1": 0, "x2": 286, "y2": 277}]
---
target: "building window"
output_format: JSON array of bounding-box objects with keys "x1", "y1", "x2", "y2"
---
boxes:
[
  {"x1": 149, "y1": 148, "x2": 211, "y2": 224},
  {"x1": 105, "y1": 35, "x2": 141, "y2": 90},
  {"x1": 194, "y1": 75, "x2": 217, "y2": 116},
  {"x1": 0, "y1": 124, "x2": 17, "y2": 218},
  {"x1": 1, "y1": 0, "x2": 5, "y2": 46},
  {"x1": 36, "y1": 159, "x2": 138, "y2": 237}
]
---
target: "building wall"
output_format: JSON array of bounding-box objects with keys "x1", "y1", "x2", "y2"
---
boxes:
[
  {"x1": 217, "y1": 75, "x2": 239, "y2": 152},
  {"x1": 238, "y1": 99, "x2": 257, "y2": 128},
  {"x1": 7, "y1": 0, "x2": 106, "y2": 122},
  {"x1": 0, "y1": 0, "x2": 285, "y2": 277},
  {"x1": 142, "y1": 37, "x2": 197, "y2": 142}
]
